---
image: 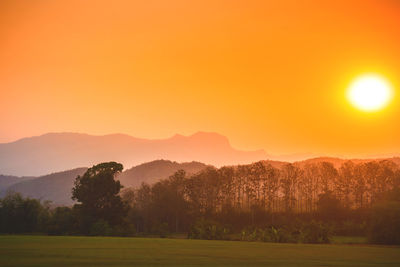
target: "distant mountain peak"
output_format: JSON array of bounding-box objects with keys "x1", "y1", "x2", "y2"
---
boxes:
[
  {"x1": 171, "y1": 133, "x2": 184, "y2": 139},
  {"x1": 190, "y1": 131, "x2": 229, "y2": 142}
]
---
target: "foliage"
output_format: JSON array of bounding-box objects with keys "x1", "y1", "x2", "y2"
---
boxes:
[
  {"x1": 368, "y1": 200, "x2": 400, "y2": 245},
  {"x1": 89, "y1": 220, "x2": 112, "y2": 236},
  {"x1": 240, "y1": 221, "x2": 331, "y2": 244},
  {"x1": 300, "y1": 220, "x2": 331, "y2": 243},
  {"x1": 188, "y1": 219, "x2": 230, "y2": 240},
  {"x1": 0, "y1": 192, "x2": 49, "y2": 233},
  {"x1": 333, "y1": 220, "x2": 367, "y2": 236},
  {"x1": 72, "y1": 162, "x2": 127, "y2": 232},
  {"x1": 2, "y1": 159, "x2": 400, "y2": 245},
  {"x1": 47, "y1": 207, "x2": 76, "y2": 235},
  {"x1": 317, "y1": 191, "x2": 346, "y2": 221}
]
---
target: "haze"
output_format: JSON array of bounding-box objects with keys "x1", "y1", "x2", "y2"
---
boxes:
[{"x1": 1, "y1": 0, "x2": 400, "y2": 158}]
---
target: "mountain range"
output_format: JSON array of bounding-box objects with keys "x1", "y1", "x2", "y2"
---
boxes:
[
  {"x1": 1, "y1": 132, "x2": 399, "y2": 206},
  {"x1": 0, "y1": 132, "x2": 266, "y2": 176}
]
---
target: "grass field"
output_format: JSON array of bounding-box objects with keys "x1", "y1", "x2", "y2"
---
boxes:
[{"x1": 0, "y1": 235, "x2": 399, "y2": 267}]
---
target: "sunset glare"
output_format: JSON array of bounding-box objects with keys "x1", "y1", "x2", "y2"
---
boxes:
[{"x1": 347, "y1": 75, "x2": 393, "y2": 112}]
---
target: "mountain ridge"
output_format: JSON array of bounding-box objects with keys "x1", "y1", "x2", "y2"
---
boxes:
[{"x1": 0, "y1": 132, "x2": 266, "y2": 176}]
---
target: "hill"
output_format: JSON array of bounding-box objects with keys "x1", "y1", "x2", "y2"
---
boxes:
[
  {"x1": 118, "y1": 160, "x2": 208, "y2": 188},
  {"x1": 1, "y1": 160, "x2": 208, "y2": 205},
  {"x1": 0, "y1": 175, "x2": 34, "y2": 190},
  {"x1": 0, "y1": 132, "x2": 266, "y2": 176},
  {"x1": 1, "y1": 168, "x2": 88, "y2": 206}
]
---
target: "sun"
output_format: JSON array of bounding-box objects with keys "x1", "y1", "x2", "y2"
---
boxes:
[{"x1": 347, "y1": 74, "x2": 393, "y2": 112}]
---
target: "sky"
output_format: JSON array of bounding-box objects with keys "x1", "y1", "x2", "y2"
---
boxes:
[{"x1": 1, "y1": 0, "x2": 400, "y2": 158}]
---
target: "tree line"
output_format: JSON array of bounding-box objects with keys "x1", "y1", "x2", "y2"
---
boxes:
[
  {"x1": 1, "y1": 160, "x2": 399, "y2": 244},
  {"x1": 125, "y1": 159, "x2": 400, "y2": 222}
]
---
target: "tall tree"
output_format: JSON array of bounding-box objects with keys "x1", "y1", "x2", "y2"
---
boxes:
[
  {"x1": 337, "y1": 161, "x2": 355, "y2": 209},
  {"x1": 352, "y1": 163, "x2": 368, "y2": 209},
  {"x1": 72, "y1": 162, "x2": 127, "y2": 230},
  {"x1": 263, "y1": 164, "x2": 280, "y2": 212},
  {"x1": 301, "y1": 164, "x2": 318, "y2": 212},
  {"x1": 318, "y1": 162, "x2": 337, "y2": 195},
  {"x1": 280, "y1": 164, "x2": 301, "y2": 212}
]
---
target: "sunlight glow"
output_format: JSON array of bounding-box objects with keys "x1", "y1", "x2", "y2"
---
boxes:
[{"x1": 347, "y1": 75, "x2": 393, "y2": 112}]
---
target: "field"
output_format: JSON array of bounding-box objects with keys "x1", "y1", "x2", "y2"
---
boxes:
[{"x1": 0, "y1": 236, "x2": 399, "y2": 267}]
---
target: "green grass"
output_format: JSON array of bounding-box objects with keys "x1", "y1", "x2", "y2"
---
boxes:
[{"x1": 0, "y1": 235, "x2": 399, "y2": 267}]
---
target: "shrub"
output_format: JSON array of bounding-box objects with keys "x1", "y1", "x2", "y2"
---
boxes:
[
  {"x1": 240, "y1": 221, "x2": 330, "y2": 244},
  {"x1": 188, "y1": 219, "x2": 230, "y2": 240},
  {"x1": 241, "y1": 226, "x2": 299, "y2": 243},
  {"x1": 300, "y1": 221, "x2": 331, "y2": 243},
  {"x1": 261, "y1": 227, "x2": 280, "y2": 242}
]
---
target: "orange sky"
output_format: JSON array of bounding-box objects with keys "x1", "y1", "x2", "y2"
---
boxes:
[{"x1": 1, "y1": 0, "x2": 400, "y2": 158}]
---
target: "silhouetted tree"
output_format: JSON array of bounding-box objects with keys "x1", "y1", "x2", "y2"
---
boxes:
[
  {"x1": 280, "y1": 164, "x2": 301, "y2": 212},
  {"x1": 263, "y1": 164, "x2": 280, "y2": 212},
  {"x1": 318, "y1": 162, "x2": 337, "y2": 195},
  {"x1": 301, "y1": 164, "x2": 317, "y2": 212},
  {"x1": 72, "y1": 162, "x2": 127, "y2": 233},
  {"x1": 337, "y1": 161, "x2": 355, "y2": 209}
]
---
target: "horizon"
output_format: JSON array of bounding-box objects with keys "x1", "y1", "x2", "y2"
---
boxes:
[{"x1": 2, "y1": 130, "x2": 400, "y2": 163}]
